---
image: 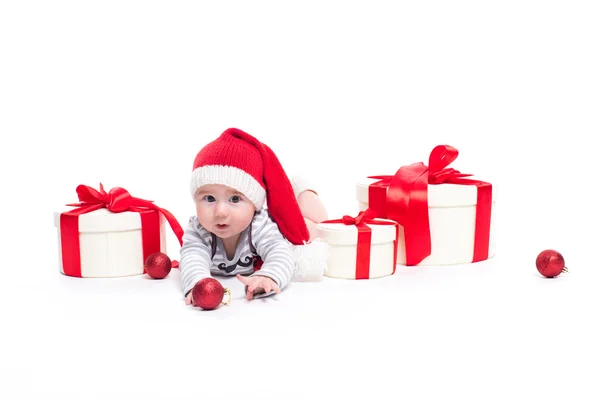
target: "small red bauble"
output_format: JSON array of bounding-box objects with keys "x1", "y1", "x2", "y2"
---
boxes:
[
  {"x1": 144, "y1": 252, "x2": 172, "y2": 279},
  {"x1": 192, "y1": 278, "x2": 232, "y2": 310},
  {"x1": 536, "y1": 249, "x2": 568, "y2": 278}
]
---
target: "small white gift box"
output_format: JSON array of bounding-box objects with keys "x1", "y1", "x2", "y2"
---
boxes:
[
  {"x1": 356, "y1": 177, "x2": 496, "y2": 266},
  {"x1": 54, "y1": 208, "x2": 167, "y2": 278},
  {"x1": 316, "y1": 216, "x2": 399, "y2": 279}
]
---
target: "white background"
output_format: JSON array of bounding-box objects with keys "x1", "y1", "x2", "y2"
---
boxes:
[{"x1": 1, "y1": 1, "x2": 599, "y2": 399}]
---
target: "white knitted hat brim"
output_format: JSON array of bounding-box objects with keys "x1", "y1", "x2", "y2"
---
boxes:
[{"x1": 190, "y1": 165, "x2": 266, "y2": 209}]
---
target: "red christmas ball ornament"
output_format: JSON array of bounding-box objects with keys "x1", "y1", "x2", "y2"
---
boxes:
[
  {"x1": 192, "y1": 278, "x2": 232, "y2": 310},
  {"x1": 536, "y1": 249, "x2": 568, "y2": 278},
  {"x1": 144, "y1": 252, "x2": 172, "y2": 279}
]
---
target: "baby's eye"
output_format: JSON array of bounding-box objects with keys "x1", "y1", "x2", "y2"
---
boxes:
[
  {"x1": 230, "y1": 195, "x2": 241, "y2": 203},
  {"x1": 204, "y1": 195, "x2": 216, "y2": 203}
]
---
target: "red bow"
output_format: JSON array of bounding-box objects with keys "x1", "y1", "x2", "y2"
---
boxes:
[
  {"x1": 339, "y1": 211, "x2": 370, "y2": 226},
  {"x1": 321, "y1": 211, "x2": 399, "y2": 279},
  {"x1": 66, "y1": 183, "x2": 184, "y2": 243},
  {"x1": 367, "y1": 145, "x2": 492, "y2": 266},
  {"x1": 60, "y1": 183, "x2": 184, "y2": 277}
]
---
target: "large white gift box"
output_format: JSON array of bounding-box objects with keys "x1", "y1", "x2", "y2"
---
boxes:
[
  {"x1": 356, "y1": 177, "x2": 496, "y2": 266},
  {"x1": 316, "y1": 215, "x2": 399, "y2": 279},
  {"x1": 54, "y1": 208, "x2": 167, "y2": 278}
]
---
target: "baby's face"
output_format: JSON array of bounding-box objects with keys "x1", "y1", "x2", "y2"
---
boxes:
[{"x1": 194, "y1": 184, "x2": 255, "y2": 239}]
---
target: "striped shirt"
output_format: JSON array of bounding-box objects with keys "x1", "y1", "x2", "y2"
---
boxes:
[{"x1": 179, "y1": 209, "x2": 294, "y2": 298}]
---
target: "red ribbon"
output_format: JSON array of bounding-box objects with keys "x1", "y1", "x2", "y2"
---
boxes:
[
  {"x1": 367, "y1": 145, "x2": 492, "y2": 266},
  {"x1": 60, "y1": 183, "x2": 184, "y2": 277},
  {"x1": 321, "y1": 211, "x2": 399, "y2": 279}
]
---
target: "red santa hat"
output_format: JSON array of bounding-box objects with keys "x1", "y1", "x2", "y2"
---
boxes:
[{"x1": 190, "y1": 128, "x2": 317, "y2": 255}]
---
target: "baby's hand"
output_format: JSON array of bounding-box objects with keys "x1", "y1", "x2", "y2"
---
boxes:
[
  {"x1": 185, "y1": 291, "x2": 195, "y2": 306},
  {"x1": 236, "y1": 274, "x2": 280, "y2": 300}
]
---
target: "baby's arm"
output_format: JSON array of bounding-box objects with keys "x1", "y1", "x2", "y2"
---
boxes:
[
  {"x1": 247, "y1": 211, "x2": 295, "y2": 298},
  {"x1": 179, "y1": 218, "x2": 212, "y2": 302}
]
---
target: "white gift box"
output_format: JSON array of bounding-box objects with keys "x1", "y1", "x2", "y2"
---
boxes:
[
  {"x1": 356, "y1": 177, "x2": 497, "y2": 266},
  {"x1": 53, "y1": 208, "x2": 167, "y2": 278},
  {"x1": 316, "y1": 218, "x2": 398, "y2": 279}
]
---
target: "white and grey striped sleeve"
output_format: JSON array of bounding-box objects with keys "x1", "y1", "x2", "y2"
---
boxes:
[
  {"x1": 250, "y1": 210, "x2": 294, "y2": 292},
  {"x1": 179, "y1": 216, "x2": 212, "y2": 298}
]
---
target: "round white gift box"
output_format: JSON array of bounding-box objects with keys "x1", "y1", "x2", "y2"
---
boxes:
[
  {"x1": 356, "y1": 177, "x2": 496, "y2": 266},
  {"x1": 316, "y1": 218, "x2": 398, "y2": 279},
  {"x1": 54, "y1": 208, "x2": 167, "y2": 278}
]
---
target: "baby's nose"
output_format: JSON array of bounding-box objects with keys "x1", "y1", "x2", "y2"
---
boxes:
[{"x1": 214, "y1": 202, "x2": 228, "y2": 216}]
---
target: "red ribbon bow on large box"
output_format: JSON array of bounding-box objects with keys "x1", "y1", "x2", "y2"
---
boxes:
[
  {"x1": 321, "y1": 211, "x2": 399, "y2": 279},
  {"x1": 60, "y1": 183, "x2": 184, "y2": 277},
  {"x1": 367, "y1": 145, "x2": 492, "y2": 266}
]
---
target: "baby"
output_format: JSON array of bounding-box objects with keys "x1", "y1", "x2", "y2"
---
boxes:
[{"x1": 180, "y1": 128, "x2": 328, "y2": 304}]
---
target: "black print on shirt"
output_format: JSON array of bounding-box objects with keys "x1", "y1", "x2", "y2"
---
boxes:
[{"x1": 217, "y1": 255, "x2": 256, "y2": 274}]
